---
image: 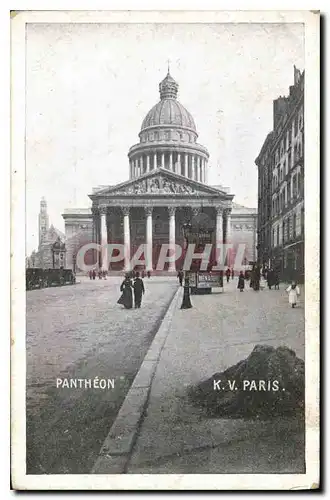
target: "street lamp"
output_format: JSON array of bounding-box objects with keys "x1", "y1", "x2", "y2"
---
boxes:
[{"x1": 180, "y1": 222, "x2": 192, "y2": 309}]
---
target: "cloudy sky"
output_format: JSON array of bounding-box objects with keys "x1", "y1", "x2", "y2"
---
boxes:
[{"x1": 26, "y1": 22, "x2": 304, "y2": 254}]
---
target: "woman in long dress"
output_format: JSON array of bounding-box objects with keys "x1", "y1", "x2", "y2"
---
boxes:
[
  {"x1": 286, "y1": 281, "x2": 300, "y2": 308},
  {"x1": 117, "y1": 274, "x2": 133, "y2": 309}
]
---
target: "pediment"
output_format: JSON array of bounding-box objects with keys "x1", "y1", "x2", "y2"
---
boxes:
[{"x1": 93, "y1": 169, "x2": 226, "y2": 197}]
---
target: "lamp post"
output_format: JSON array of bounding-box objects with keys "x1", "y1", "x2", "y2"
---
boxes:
[{"x1": 180, "y1": 222, "x2": 192, "y2": 309}]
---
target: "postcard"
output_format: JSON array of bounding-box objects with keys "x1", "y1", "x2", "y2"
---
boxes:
[{"x1": 11, "y1": 8, "x2": 320, "y2": 490}]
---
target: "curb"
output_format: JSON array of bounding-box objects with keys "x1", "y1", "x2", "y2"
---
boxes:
[{"x1": 91, "y1": 286, "x2": 182, "y2": 474}]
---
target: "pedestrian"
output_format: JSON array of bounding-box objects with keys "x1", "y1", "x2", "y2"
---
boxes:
[
  {"x1": 177, "y1": 270, "x2": 184, "y2": 286},
  {"x1": 286, "y1": 281, "x2": 300, "y2": 308},
  {"x1": 133, "y1": 271, "x2": 145, "y2": 308},
  {"x1": 231, "y1": 268, "x2": 235, "y2": 280},
  {"x1": 103, "y1": 270, "x2": 107, "y2": 280},
  {"x1": 92, "y1": 269, "x2": 96, "y2": 280},
  {"x1": 237, "y1": 271, "x2": 245, "y2": 292},
  {"x1": 274, "y1": 271, "x2": 280, "y2": 290},
  {"x1": 117, "y1": 273, "x2": 133, "y2": 309},
  {"x1": 253, "y1": 265, "x2": 261, "y2": 291},
  {"x1": 147, "y1": 270, "x2": 151, "y2": 279},
  {"x1": 89, "y1": 270, "x2": 92, "y2": 280},
  {"x1": 267, "y1": 268, "x2": 274, "y2": 290},
  {"x1": 142, "y1": 269, "x2": 145, "y2": 279},
  {"x1": 225, "y1": 268, "x2": 231, "y2": 283},
  {"x1": 98, "y1": 270, "x2": 102, "y2": 279}
]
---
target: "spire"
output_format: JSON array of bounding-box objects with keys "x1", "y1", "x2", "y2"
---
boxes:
[
  {"x1": 40, "y1": 196, "x2": 47, "y2": 212},
  {"x1": 159, "y1": 65, "x2": 179, "y2": 100}
]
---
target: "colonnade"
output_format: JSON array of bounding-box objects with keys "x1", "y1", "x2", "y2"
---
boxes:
[
  {"x1": 129, "y1": 152, "x2": 208, "y2": 183},
  {"x1": 95, "y1": 205, "x2": 231, "y2": 271}
]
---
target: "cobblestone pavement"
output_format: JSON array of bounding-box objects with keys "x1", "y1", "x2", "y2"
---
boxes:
[
  {"x1": 127, "y1": 279, "x2": 305, "y2": 473},
  {"x1": 26, "y1": 276, "x2": 178, "y2": 474}
]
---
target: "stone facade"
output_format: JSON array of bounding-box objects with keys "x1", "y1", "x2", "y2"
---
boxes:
[
  {"x1": 27, "y1": 198, "x2": 66, "y2": 269},
  {"x1": 256, "y1": 66, "x2": 304, "y2": 282}
]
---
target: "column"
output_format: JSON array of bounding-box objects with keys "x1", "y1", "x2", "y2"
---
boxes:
[
  {"x1": 100, "y1": 207, "x2": 107, "y2": 246},
  {"x1": 122, "y1": 207, "x2": 130, "y2": 271},
  {"x1": 225, "y1": 210, "x2": 231, "y2": 243},
  {"x1": 145, "y1": 206, "x2": 153, "y2": 272},
  {"x1": 168, "y1": 207, "x2": 176, "y2": 272},
  {"x1": 153, "y1": 152, "x2": 157, "y2": 170},
  {"x1": 169, "y1": 152, "x2": 173, "y2": 171},
  {"x1": 225, "y1": 209, "x2": 232, "y2": 267},
  {"x1": 177, "y1": 153, "x2": 181, "y2": 174},
  {"x1": 199, "y1": 157, "x2": 203, "y2": 182},
  {"x1": 146, "y1": 154, "x2": 150, "y2": 173},
  {"x1": 140, "y1": 155, "x2": 144, "y2": 176},
  {"x1": 98, "y1": 206, "x2": 107, "y2": 270},
  {"x1": 135, "y1": 158, "x2": 139, "y2": 178},
  {"x1": 204, "y1": 159, "x2": 208, "y2": 184},
  {"x1": 161, "y1": 152, "x2": 165, "y2": 169},
  {"x1": 192, "y1": 156, "x2": 195, "y2": 180},
  {"x1": 92, "y1": 207, "x2": 99, "y2": 268},
  {"x1": 215, "y1": 207, "x2": 224, "y2": 267},
  {"x1": 184, "y1": 153, "x2": 188, "y2": 177}
]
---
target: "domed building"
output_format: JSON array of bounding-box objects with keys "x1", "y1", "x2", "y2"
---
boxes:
[
  {"x1": 62, "y1": 70, "x2": 257, "y2": 273},
  {"x1": 128, "y1": 71, "x2": 209, "y2": 183}
]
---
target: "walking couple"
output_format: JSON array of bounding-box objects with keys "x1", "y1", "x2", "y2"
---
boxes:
[{"x1": 117, "y1": 272, "x2": 145, "y2": 309}]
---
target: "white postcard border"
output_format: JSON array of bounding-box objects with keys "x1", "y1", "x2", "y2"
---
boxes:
[{"x1": 10, "y1": 8, "x2": 320, "y2": 490}]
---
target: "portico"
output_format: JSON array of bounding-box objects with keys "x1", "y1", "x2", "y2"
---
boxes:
[{"x1": 90, "y1": 168, "x2": 233, "y2": 272}]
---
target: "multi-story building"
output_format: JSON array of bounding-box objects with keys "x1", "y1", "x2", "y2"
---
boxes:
[{"x1": 256, "y1": 66, "x2": 304, "y2": 282}]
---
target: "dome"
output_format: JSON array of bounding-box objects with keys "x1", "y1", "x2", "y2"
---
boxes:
[
  {"x1": 141, "y1": 99, "x2": 196, "y2": 132},
  {"x1": 140, "y1": 70, "x2": 197, "y2": 133}
]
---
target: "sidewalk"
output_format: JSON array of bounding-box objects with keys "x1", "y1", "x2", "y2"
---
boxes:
[{"x1": 94, "y1": 279, "x2": 305, "y2": 474}]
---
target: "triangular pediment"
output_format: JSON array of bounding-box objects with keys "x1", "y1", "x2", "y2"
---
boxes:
[{"x1": 91, "y1": 168, "x2": 229, "y2": 198}]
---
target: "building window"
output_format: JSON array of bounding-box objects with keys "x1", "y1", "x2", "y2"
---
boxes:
[
  {"x1": 277, "y1": 226, "x2": 280, "y2": 246},
  {"x1": 293, "y1": 213, "x2": 297, "y2": 238},
  {"x1": 287, "y1": 179, "x2": 291, "y2": 203},
  {"x1": 297, "y1": 171, "x2": 301, "y2": 197},
  {"x1": 289, "y1": 215, "x2": 293, "y2": 240},
  {"x1": 292, "y1": 174, "x2": 297, "y2": 199},
  {"x1": 296, "y1": 208, "x2": 301, "y2": 236}
]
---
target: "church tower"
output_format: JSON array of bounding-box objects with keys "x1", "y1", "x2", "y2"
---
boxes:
[{"x1": 38, "y1": 197, "x2": 49, "y2": 248}]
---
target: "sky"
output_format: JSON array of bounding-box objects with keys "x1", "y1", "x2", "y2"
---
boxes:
[{"x1": 25, "y1": 22, "x2": 304, "y2": 254}]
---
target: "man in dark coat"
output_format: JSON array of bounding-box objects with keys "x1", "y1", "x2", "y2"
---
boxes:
[
  {"x1": 225, "y1": 268, "x2": 231, "y2": 283},
  {"x1": 133, "y1": 271, "x2": 145, "y2": 308},
  {"x1": 267, "y1": 269, "x2": 274, "y2": 290},
  {"x1": 253, "y1": 265, "x2": 261, "y2": 291},
  {"x1": 92, "y1": 269, "x2": 96, "y2": 280}
]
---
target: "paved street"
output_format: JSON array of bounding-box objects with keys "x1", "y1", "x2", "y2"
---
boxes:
[
  {"x1": 26, "y1": 276, "x2": 178, "y2": 474},
  {"x1": 127, "y1": 278, "x2": 305, "y2": 473}
]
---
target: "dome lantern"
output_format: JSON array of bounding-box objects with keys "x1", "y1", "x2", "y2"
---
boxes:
[{"x1": 159, "y1": 70, "x2": 179, "y2": 100}]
